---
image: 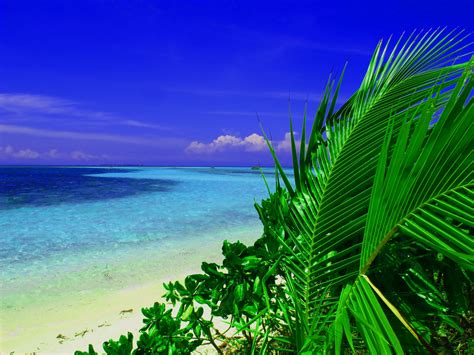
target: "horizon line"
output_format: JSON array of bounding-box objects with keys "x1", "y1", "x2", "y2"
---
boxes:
[{"x1": 0, "y1": 164, "x2": 291, "y2": 168}]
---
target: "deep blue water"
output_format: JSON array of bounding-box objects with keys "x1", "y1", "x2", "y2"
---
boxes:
[{"x1": 0, "y1": 167, "x2": 178, "y2": 209}]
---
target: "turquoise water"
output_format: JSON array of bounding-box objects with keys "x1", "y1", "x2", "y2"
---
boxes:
[{"x1": 0, "y1": 166, "x2": 281, "y2": 309}]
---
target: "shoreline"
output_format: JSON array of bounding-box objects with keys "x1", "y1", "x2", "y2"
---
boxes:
[{"x1": 0, "y1": 226, "x2": 261, "y2": 353}]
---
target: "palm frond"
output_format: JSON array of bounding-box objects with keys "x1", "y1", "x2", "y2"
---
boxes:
[
  {"x1": 361, "y1": 60, "x2": 473, "y2": 272},
  {"x1": 260, "y1": 29, "x2": 473, "y2": 353}
]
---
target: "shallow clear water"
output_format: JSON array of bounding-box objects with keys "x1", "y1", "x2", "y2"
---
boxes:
[{"x1": 0, "y1": 166, "x2": 279, "y2": 308}]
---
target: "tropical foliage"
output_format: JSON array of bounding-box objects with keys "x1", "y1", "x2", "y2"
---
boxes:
[{"x1": 76, "y1": 28, "x2": 473, "y2": 354}]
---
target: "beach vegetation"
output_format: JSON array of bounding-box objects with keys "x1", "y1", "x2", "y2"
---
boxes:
[{"x1": 76, "y1": 28, "x2": 473, "y2": 354}]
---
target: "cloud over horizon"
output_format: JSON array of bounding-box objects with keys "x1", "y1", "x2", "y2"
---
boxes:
[
  {"x1": 186, "y1": 132, "x2": 298, "y2": 154},
  {"x1": 0, "y1": 145, "x2": 109, "y2": 161}
]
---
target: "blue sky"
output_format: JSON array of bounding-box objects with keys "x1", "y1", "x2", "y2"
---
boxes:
[{"x1": 0, "y1": 0, "x2": 472, "y2": 165}]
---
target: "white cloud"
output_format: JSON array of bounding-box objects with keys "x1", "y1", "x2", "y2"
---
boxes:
[
  {"x1": 0, "y1": 145, "x2": 109, "y2": 161},
  {"x1": 14, "y1": 148, "x2": 40, "y2": 159},
  {"x1": 70, "y1": 150, "x2": 109, "y2": 161},
  {"x1": 122, "y1": 120, "x2": 169, "y2": 130},
  {"x1": 2, "y1": 145, "x2": 13, "y2": 155},
  {"x1": 243, "y1": 133, "x2": 267, "y2": 151},
  {"x1": 0, "y1": 93, "x2": 74, "y2": 114},
  {"x1": 47, "y1": 149, "x2": 60, "y2": 158},
  {"x1": 0, "y1": 93, "x2": 169, "y2": 131},
  {"x1": 186, "y1": 132, "x2": 297, "y2": 154},
  {"x1": 0, "y1": 145, "x2": 40, "y2": 159},
  {"x1": 71, "y1": 150, "x2": 93, "y2": 160},
  {"x1": 186, "y1": 133, "x2": 265, "y2": 153},
  {"x1": 275, "y1": 132, "x2": 294, "y2": 152},
  {"x1": 0, "y1": 124, "x2": 184, "y2": 147}
]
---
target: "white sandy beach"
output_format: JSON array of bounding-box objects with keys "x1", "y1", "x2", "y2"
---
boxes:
[{"x1": 1, "y1": 229, "x2": 259, "y2": 354}]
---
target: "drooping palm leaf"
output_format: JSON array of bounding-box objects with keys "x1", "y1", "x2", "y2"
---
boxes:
[{"x1": 260, "y1": 29, "x2": 473, "y2": 353}]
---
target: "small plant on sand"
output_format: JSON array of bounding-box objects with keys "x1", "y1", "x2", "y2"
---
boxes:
[{"x1": 76, "y1": 28, "x2": 473, "y2": 354}]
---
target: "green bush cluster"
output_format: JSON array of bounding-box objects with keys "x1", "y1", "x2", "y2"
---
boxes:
[{"x1": 76, "y1": 195, "x2": 293, "y2": 354}]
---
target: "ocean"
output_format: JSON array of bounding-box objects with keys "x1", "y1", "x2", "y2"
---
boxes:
[{"x1": 0, "y1": 166, "x2": 276, "y2": 315}]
